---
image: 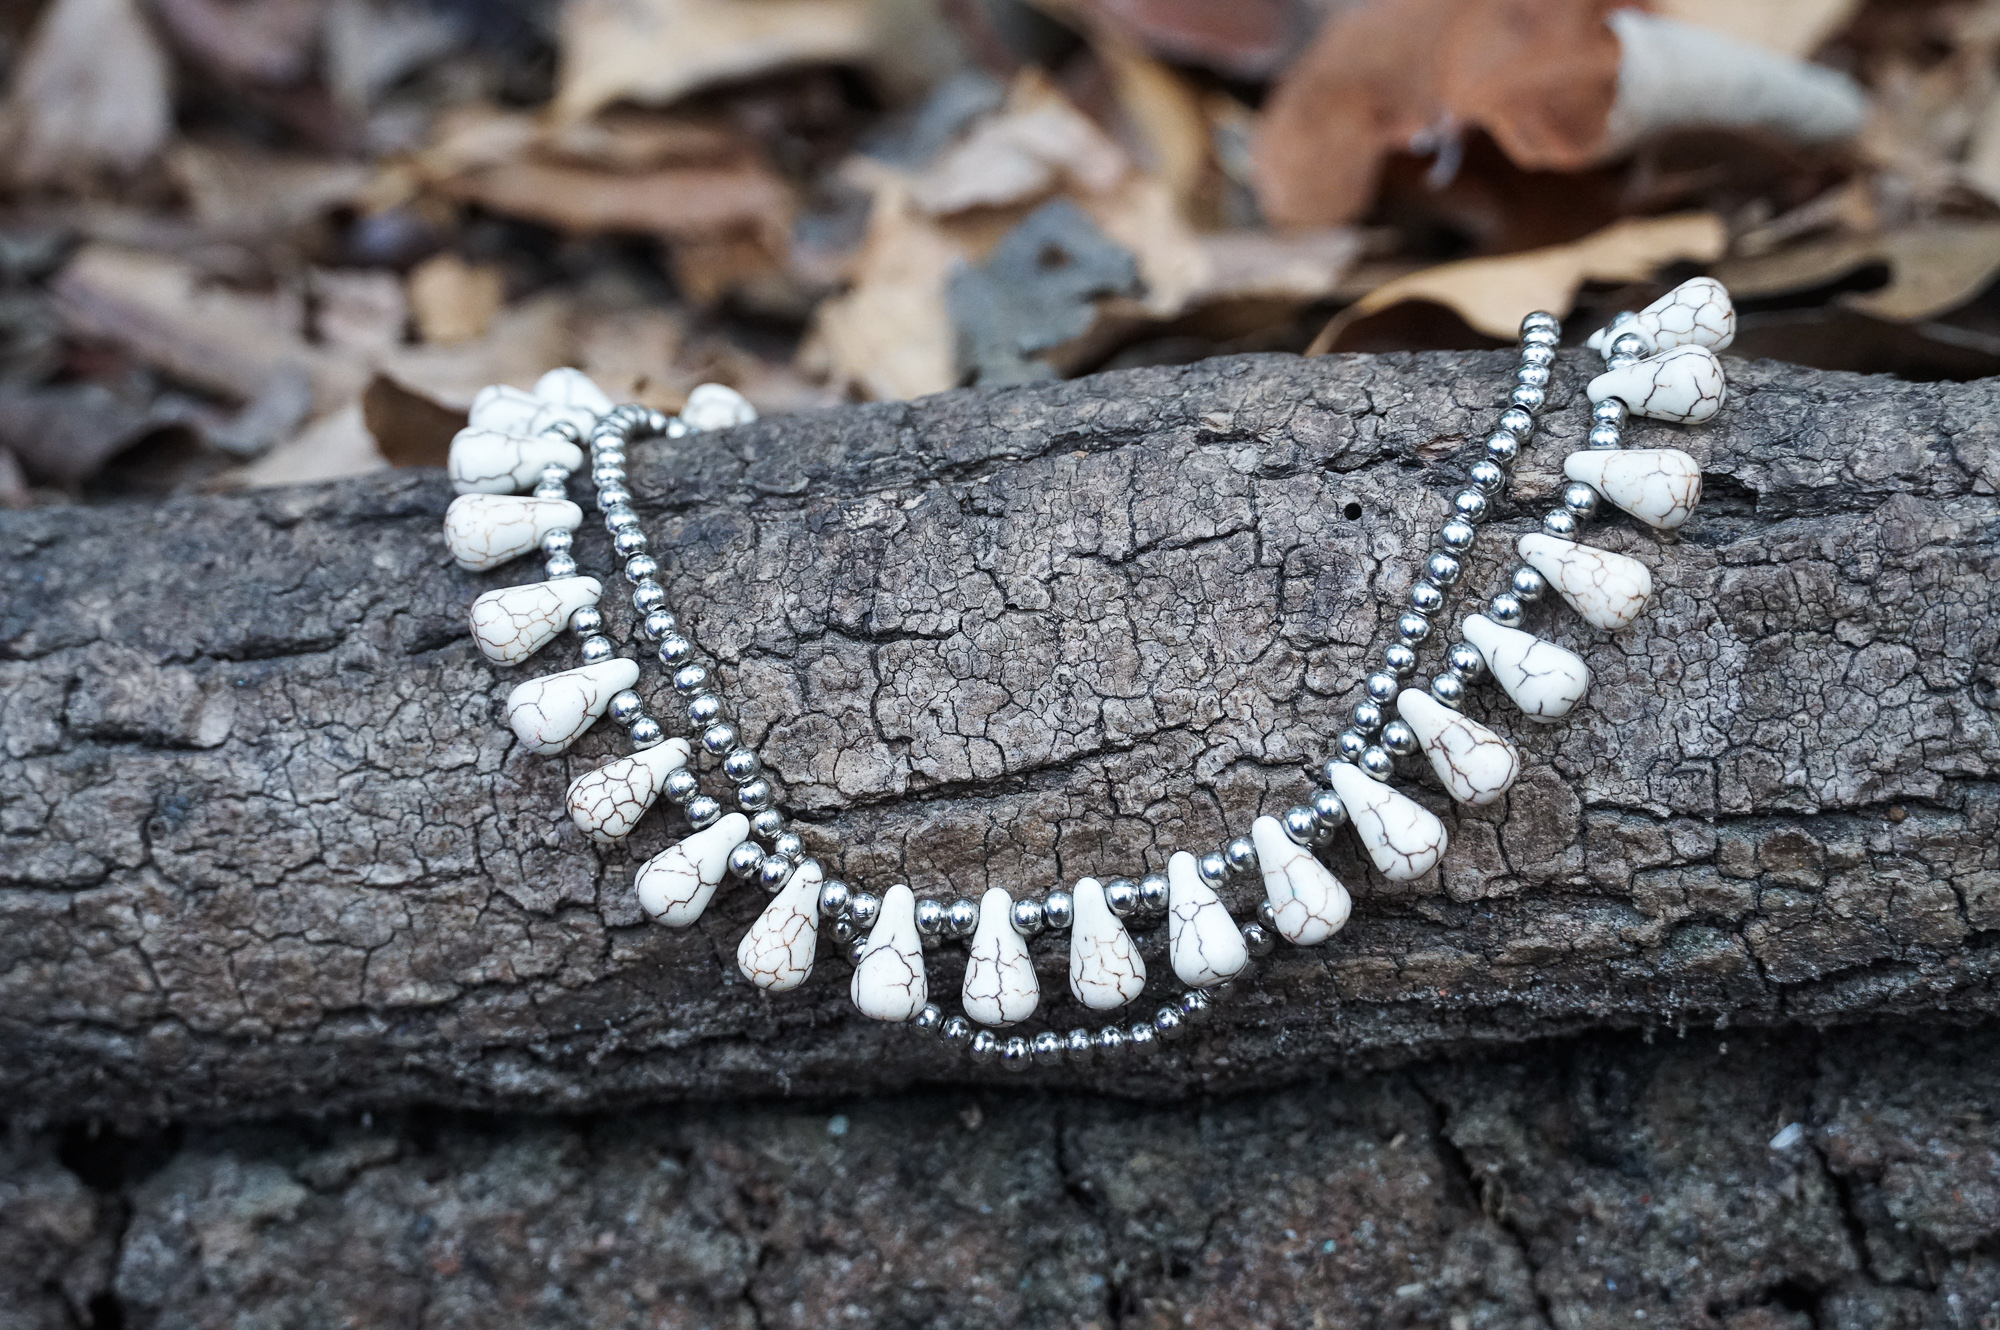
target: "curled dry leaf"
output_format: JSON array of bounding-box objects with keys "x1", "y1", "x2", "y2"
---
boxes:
[
  {"x1": 802, "y1": 181, "x2": 961, "y2": 401},
  {"x1": 1713, "y1": 222, "x2": 2000, "y2": 323},
  {"x1": 909, "y1": 70, "x2": 1130, "y2": 215},
  {"x1": 2, "y1": 0, "x2": 173, "y2": 186},
  {"x1": 407, "y1": 255, "x2": 504, "y2": 346}
]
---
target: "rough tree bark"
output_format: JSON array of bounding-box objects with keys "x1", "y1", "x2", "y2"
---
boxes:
[{"x1": 2, "y1": 350, "x2": 1996, "y2": 1123}]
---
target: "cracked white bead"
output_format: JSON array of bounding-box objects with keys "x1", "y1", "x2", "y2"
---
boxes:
[
  {"x1": 681, "y1": 383, "x2": 757, "y2": 432},
  {"x1": 468, "y1": 576, "x2": 602, "y2": 666},
  {"x1": 1587, "y1": 345, "x2": 1726, "y2": 424},
  {"x1": 443, "y1": 494, "x2": 584, "y2": 572},
  {"x1": 448, "y1": 426, "x2": 585, "y2": 495},
  {"x1": 532, "y1": 367, "x2": 616, "y2": 419},
  {"x1": 963, "y1": 887, "x2": 1040, "y2": 1028},
  {"x1": 1394, "y1": 689, "x2": 1521, "y2": 808},
  {"x1": 1518, "y1": 533, "x2": 1653, "y2": 632},
  {"x1": 851, "y1": 883, "x2": 927, "y2": 1022},
  {"x1": 566, "y1": 737, "x2": 691, "y2": 845},
  {"x1": 505, "y1": 658, "x2": 639, "y2": 755},
  {"x1": 1166, "y1": 850, "x2": 1249, "y2": 989},
  {"x1": 736, "y1": 858, "x2": 821, "y2": 993},
  {"x1": 1585, "y1": 277, "x2": 1735, "y2": 356},
  {"x1": 1562, "y1": 448, "x2": 1703, "y2": 531},
  {"x1": 636, "y1": 811, "x2": 749, "y2": 927},
  {"x1": 1462, "y1": 613, "x2": 1591, "y2": 723},
  {"x1": 1327, "y1": 762, "x2": 1447, "y2": 881},
  {"x1": 1068, "y1": 876, "x2": 1146, "y2": 1011},
  {"x1": 468, "y1": 384, "x2": 598, "y2": 439},
  {"x1": 1249, "y1": 815, "x2": 1351, "y2": 946}
]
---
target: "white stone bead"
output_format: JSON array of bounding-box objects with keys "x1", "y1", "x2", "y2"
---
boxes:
[
  {"x1": 1563, "y1": 448, "x2": 1702, "y2": 531},
  {"x1": 1394, "y1": 689, "x2": 1521, "y2": 808},
  {"x1": 1067, "y1": 876, "x2": 1146, "y2": 1010},
  {"x1": 1462, "y1": 613, "x2": 1592, "y2": 724},
  {"x1": 505, "y1": 658, "x2": 639, "y2": 755},
  {"x1": 566, "y1": 738, "x2": 691, "y2": 844},
  {"x1": 1327, "y1": 763, "x2": 1447, "y2": 881},
  {"x1": 1586, "y1": 277, "x2": 1735, "y2": 355},
  {"x1": 636, "y1": 811, "x2": 747, "y2": 927},
  {"x1": 1166, "y1": 850, "x2": 1248, "y2": 988},
  {"x1": 467, "y1": 384, "x2": 597, "y2": 439},
  {"x1": 1249, "y1": 815, "x2": 1351, "y2": 945},
  {"x1": 1587, "y1": 345, "x2": 1725, "y2": 424},
  {"x1": 447, "y1": 426, "x2": 585, "y2": 495},
  {"x1": 962, "y1": 887, "x2": 1040, "y2": 1027},
  {"x1": 737, "y1": 858, "x2": 821, "y2": 993},
  {"x1": 1518, "y1": 533, "x2": 1653, "y2": 632},
  {"x1": 681, "y1": 383, "x2": 757, "y2": 432},
  {"x1": 532, "y1": 367, "x2": 616, "y2": 418},
  {"x1": 851, "y1": 883, "x2": 927, "y2": 1022},
  {"x1": 443, "y1": 494, "x2": 584, "y2": 572},
  {"x1": 468, "y1": 576, "x2": 601, "y2": 665}
]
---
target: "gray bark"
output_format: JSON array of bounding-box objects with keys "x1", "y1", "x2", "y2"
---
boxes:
[{"x1": 2, "y1": 349, "x2": 1996, "y2": 1123}]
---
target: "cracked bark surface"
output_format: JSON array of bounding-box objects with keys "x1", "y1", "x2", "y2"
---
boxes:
[{"x1": 2, "y1": 349, "x2": 1998, "y2": 1122}]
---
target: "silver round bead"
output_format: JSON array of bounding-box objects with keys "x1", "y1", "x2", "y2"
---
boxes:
[
  {"x1": 1380, "y1": 718, "x2": 1418, "y2": 756},
  {"x1": 1136, "y1": 874, "x2": 1168, "y2": 913},
  {"x1": 773, "y1": 831, "x2": 805, "y2": 860},
  {"x1": 1610, "y1": 331, "x2": 1648, "y2": 359},
  {"x1": 629, "y1": 716, "x2": 664, "y2": 748},
  {"x1": 1359, "y1": 745, "x2": 1394, "y2": 780},
  {"x1": 1336, "y1": 730, "x2": 1368, "y2": 765},
  {"x1": 913, "y1": 1003, "x2": 943, "y2": 1035},
  {"x1": 1447, "y1": 641, "x2": 1486, "y2": 678},
  {"x1": 1282, "y1": 805, "x2": 1319, "y2": 844},
  {"x1": 1256, "y1": 899, "x2": 1277, "y2": 930},
  {"x1": 596, "y1": 486, "x2": 630, "y2": 512},
  {"x1": 818, "y1": 878, "x2": 850, "y2": 918},
  {"x1": 750, "y1": 808, "x2": 786, "y2": 840},
  {"x1": 569, "y1": 605, "x2": 604, "y2": 636},
  {"x1": 608, "y1": 689, "x2": 645, "y2": 725},
  {"x1": 1424, "y1": 551, "x2": 1462, "y2": 587},
  {"x1": 1198, "y1": 852, "x2": 1228, "y2": 886},
  {"x1": 1593, "y1": 397, "x2": 1628, "y2": 426},
  {"x1": 1096, "y1": 1025, "x2": 1128, "y2": 1058},
  {"x1": 1105, "y1": 878, "x2": 1139, "y2": 917},
  {"x1": 1483, "y1": 431, "x2": 1520, "y2": 466},
  {"x1": 1439, "y1": 519, "x2": 1476, "y2": 552},
  {"x1": 722, "y1": 748, "x2": 762, "y2": 782},
  {"x1": 580, "y1": 635, "x2": 615, "y2": 665},
  {"x1": 1488, "y1": 593, "x2": 1525, "y2": 627},
  {"x1": 540, "y1": 528, "x2": 573, "y2": 554},
  {"x1": 831, "y1": 917, "x2": 858, "y2": 944},
  {"x1": 1516, "y1": 363, "x2": 1551, "y2": 390},
  {"x1": 1180, "y1": 988, "x2": 1213, "y2": 1021},
  {"x1": 1397, "y1": 611, "x2": 1432, "y2": 644},
  {"x1": 1606, "y1": 353, "x2": 1639, "y2": 371},
  {"x1": 915, "y1": 895, "x2": 946, "y2": 939},
  {"x1": 1310, "y1": 787, "x2": 1347, "y2": 830},
  {"x1": 969, "y1": 1031, "x2": 999, "y2": 1063},
  {"x1": 541, "y1": 457, "x2": 573, "y2": 479},
  {"x1": 664, "y1": 768, "x2": 700, "y2": 805},
  {"x1": 1588, "y1": 423, "x2": 1622, "y2": 450},
  {"x1": 1001, "y1": 1037, "x2": 1031, "y2": 1072},
  {"x1": 1032, "y1": 1031, "x2": 1065, "y2": 1066},
  {"x1": 1043, "y1": 889, "x2": 1073, "y2": 929},
  {"x1": 533, "y1": 480, "x2": 567, "y2": 501},
  {"x1": 688, "y1": 693, "x2": 723, "y2": 725},
  {"x1": 641, "y1": 609, "x2": 677, "y2": 640},
  {"x1": 1352, "y1": 699, "x2": 1384, "y2": 734},
  {"x1": 1242, "y1": 921, "x2": 1276, "y2": 956},
  {"x1": 1224, "y1": 837, "x2": 1257, "y2": 876},
  {"x1": 686, "y1": 795, "x2": 723, "y2": 830},
  {"x1": 673, "y1": 664, "x2": 708, "y2": 694},
  {"x1": 624, "y1": 554, "x2": 658, "y2": 584},
  {"x1": 1453, "y1": 489, "x2": 1490, "y2": 524},
  {"x1": 1543, "y1": 508, "x2": 1580, "y2": 538},
  {"x1": 1154, "y1": 1006, "x2": 1184, "y2": 1041},
  {"x1": 702, "y1": 723, "x2": 738, "y2": 755},
  {"x1": 1408, "y1": 580, "x2": 1444, "y2": 616},
  {"x1": 1384, "y1": 643, "x2": 1418, "y2": 677},
  {"x1": 605, "y1": 507, "x2": 641, "y2": 534},
  {"x1": 1366, "y1": 671, "x2": 1400, "y2": 703},
  {"x1": 1511, "y1": 565, "x2": 1547, "y2": 603},
  {"x1": 1429, "y1": 672, "x2": 1465, "y2": 708},
  {"x1": 1468, "y1": 459, "x2": 1507, "y2": 495},
  {"x1": 941, "y1": 1015, "x2": 972, "y2": 1050},
  {"x1": 1065, "y1": 1028, "x2": 1094, "y2": 1061},
  {"x1": 1010, "y1": 897, "x2": 1045, "y2": 936},
  {"x1": 735, "y1": 776, "x2": 772, "y2": 810},
  {"x1": 1521, "y1": 326, "x2": 1559, "y2": 349},
  {"x1": 848, "y1": 891, "x2": 881, "y2": 928},
  {"x1": 632, "y1": 582, "x2": 666, "y2": 614},
  {"x1": 1563, "y1": 481, "x2": 1601, "y2": 519},
  {"x1": 613, "y1": 529, "x2": 648, "y2": 557},
  {"x1": 1510, "y1": 385, "x2": 1546, "y2": 412},
  {"x1": 947, "y1": 897, "x2": 979, "y2": 937},
  {"x1": 544, "y1": 553, "x2": 578, "y2": 579},
  {"x1": 1520, "y1": 310, "x2": 1560, "y2": 335},
  {"x1": 758, "y1": 854, "x2": 794, "y2": 891},
  {"x1": 657, "y1": 634, "x2": 693, "y2": 665},
  {"x1": 1520, "y1": 342, "x2": 1556, "y2": 368},
  {"x1": 728, "y1": 841, "x2": 765, "y2": 879},
  {"x1": 1128, "y1": 1022, "x2": 1157, "y2": 1052}
]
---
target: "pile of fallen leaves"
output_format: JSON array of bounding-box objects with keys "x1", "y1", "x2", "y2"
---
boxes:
[{"x1": 4, "y1": 0, "x2": 2000, "y2": 503}]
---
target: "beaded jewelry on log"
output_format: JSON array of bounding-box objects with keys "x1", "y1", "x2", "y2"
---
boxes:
[{"x1": 436, "y1": 278, "x2": 1734, "y2": 1064}]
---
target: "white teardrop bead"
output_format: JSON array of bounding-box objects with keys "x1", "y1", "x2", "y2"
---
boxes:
[
  {"x1": 1518, "y1": 533, "x2": 1653, "y2": 632},
  {"x1": 962, "y1": 887, "x2": 1040, "y2": 1027},
  {"x1": 468, "y1": 576, "x2": 601, "y2": 665},
  {"x1": 635, "y1": 812, "x2": 749, "y2": 927},
  {"x1": 737, "y1": 859, "x2": 821, "y2": 993},
  {"x1": 1585, "y1": 277, "x2": 1735, "y2": 355},
  {"x1": 851, "y1": 884, "x2": 927, "y2": 1022},
  {"x1": 1563, "y1": 448, "x2": 1702, "y2": 531},
  {"x1": 681, "y1": 383, "x2": 757, "y2": 432},
  {"x1": 566, "y1": 738, "x2": 691, "y2": 844},
  {"x1": 468, "y1": 384, "x2": 599, "y2": 439},
  {"x1": 1067, "y1": 876, "x2": 1146, "y2": 1010},
  {"x1": 1587, "y1": 344, "x2": 1725, "y2": 424},
  {"x1": 505, "y1": 658, "x2": 639, "y2": 755},
  {"x1": 447, "y1": 426, "x2": 585, "y2": 495},
  {"x1": 533, "y1": 367, "x2": 616, "y2": 417},
  {"x1": 1249, "y1": 816, "x2": 1350, "y2": 946},
  {"x1": 1166, "y1": 851, "x2": 1248, "y2": 988},
  {"x1": 443, "y1": 494, "x2": 583, "y2": 572},
  {"x1": 1395, "y1": 689, "x2": 1521, "y2": 808},
  {"x1": 1462, "y1": 613, "x2": 1592, "y2": 724},
  {"x1": 1327, "y1": 763, "x2": 1447, "y2": 881}
]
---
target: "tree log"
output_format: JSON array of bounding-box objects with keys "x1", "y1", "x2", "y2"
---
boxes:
[{"x1": 2, "y1": 350, "x2": 1996, "y2": 1122}]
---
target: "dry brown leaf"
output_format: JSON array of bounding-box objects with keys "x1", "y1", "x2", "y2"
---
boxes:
[
  {"x1": 360, "y1": 375, "x2": 464, "y2": 468},
  {"x1": 1650, "y1": 0, "x2": 1859, "y2": 57},
  {"x1": 407, "y1": 255, "x2": 503, "y2": 346},
  {"x1": 374, "y1": 294, "x2": 580, "y2": 415},
  {"x1": 1714, "y1": 222, "x2": 2000, "y2": 322},
  {"x1": 2, "y1": 0, "x2": 173, "y2": 186},
  {"x1": 1312, "y1": 213, "x2": 1728, "y2": 350},
  {"x1": 232, "y1": 404, "x2": 388, "y2": 490},
  {"x1": 168, "y1": 142, "x2": 372, "y2": 239},
  {"x1": 153, "y1": 0, "x2": 324, "y2": 86},
  {"x1": 910, "y1": 70, "x2": 1130, "y2": 215},
  {"x1": 1091, "y1": 25, "x2": 1211, "y2": 215},
  {"x1": 436, "y1": 160, "x2": 793, "y2": 244},
  {"x1": 313, "y1": 268, "x2": 409, "y2": 356},
  {"x1": 1081, "y1": 0, "x2": 1289, "y2": 80},
  {"x1": 802, "y1": 181, "x2": 963, "y2": 401}
]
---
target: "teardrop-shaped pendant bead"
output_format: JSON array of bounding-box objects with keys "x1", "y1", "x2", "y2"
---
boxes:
[
  {"x1": 533, "y1": 367, "x2": 616, "y2": 418},
  {"x1": 1585, "y1": 277, "x2": 1735, "y2": 355},
  {"x1": 1586, "y1": 345, "x2": 1725, "y2": 424},
  {"x1": 448, "y1": 426, "x2": 584, "y2": 495},
  {"x1": 565, "y1": 738, "x2": 690, "y2": 844},
  {"x1": 1518, "y1": 534, "x2": 1653, "y2": 632},
  {"x1": 1327, "y1": 763, "x2": 1447, "y2": 881},
  {"x1": 443, "y1": 494, "x2": 583, "y2": 571},
  {"x1": 1068, "y1": 876, "x2": 1146, "y2": 1010},
  {"x1": 851, "y1": 883, "x2": 927, "y2": 1022},
  {"x1": 636, "y1": 812, "x2": 749, "y2": 926},
  {"x1": 468, "y1": 576, "x2": 601, "y2": 665},
  {"x1": 1563, "y1": 448, "x2": 1702, "y2": 531},
  {"x1": 681, "y1": 383, "x2": 758, "y2": 431},
  {"x1": 962, "y1": 887, "x2": 1039, "y2": 1027},
  {"x1": 737, "y1": 858, "x2": 821, "y2": 993},
  {"x1": 1462, "y1": 613, "x2": 1591, "y2": 723},
  {"x1": 1166, "y1": 851, "x2": 1248, "y2": 988},
  {"x1": 1394, "y1": 690, "x2": 1520, "y2": 807},
  {"x1": 506, "y1": 658, "x2": 639, "y2": 755},
  {"x1": 469, "y1": 384, "x2": 598, "y2": 439},
  {"x1": 1249, "y1": 815, "x2": 1350, "y2": 945}
]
